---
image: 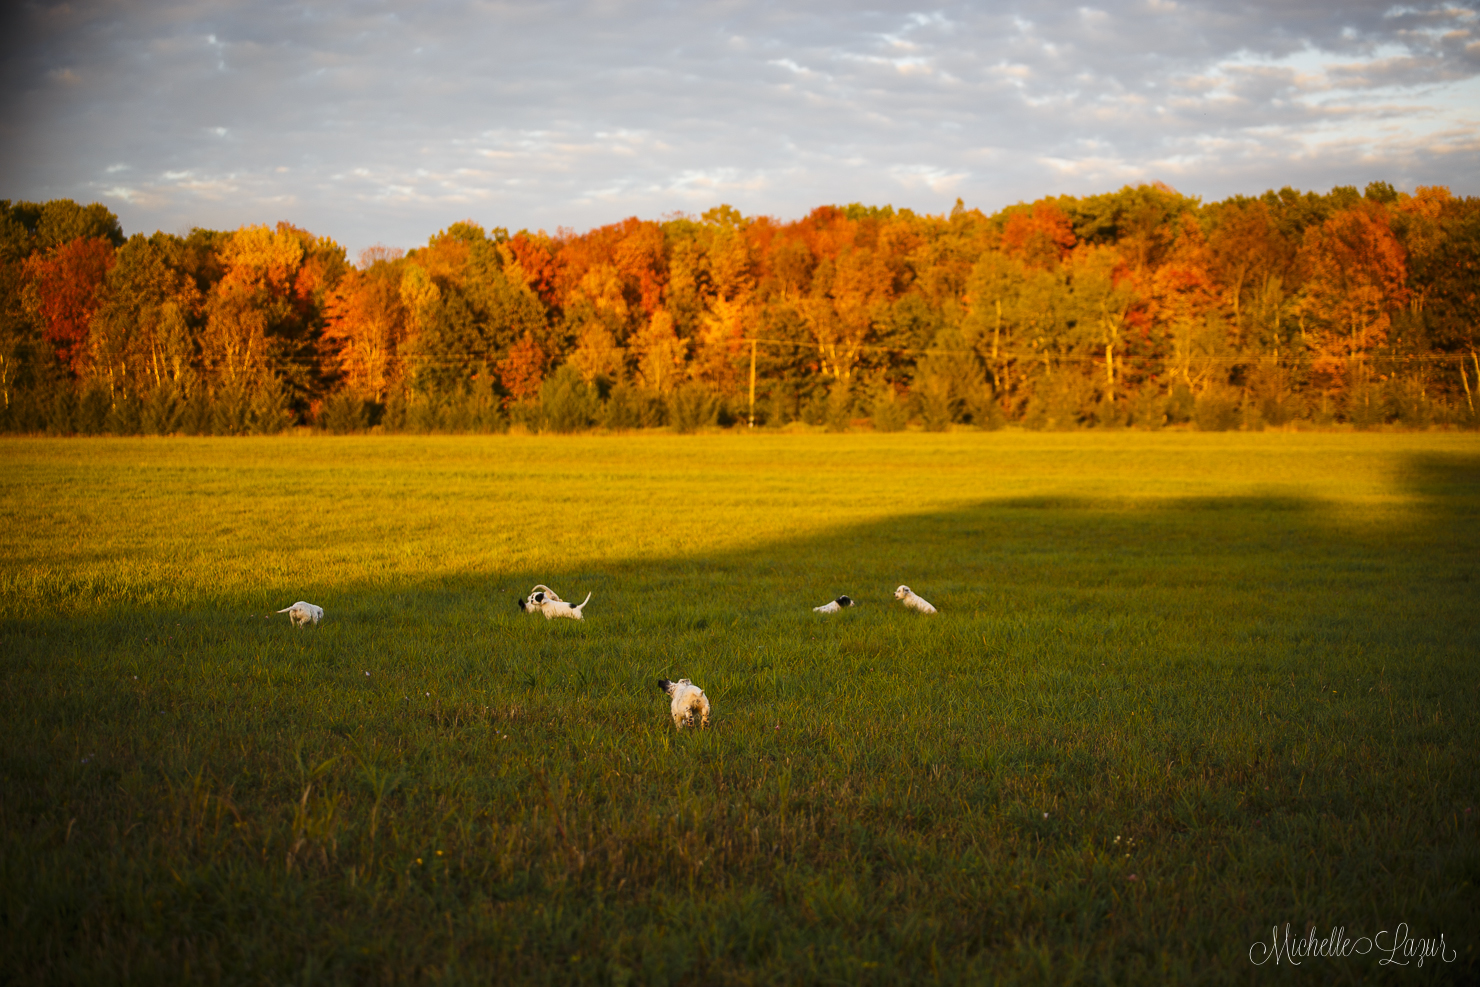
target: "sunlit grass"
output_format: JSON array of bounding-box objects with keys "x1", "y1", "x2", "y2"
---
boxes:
[{"x1": 2, "y1": 431, "x2": 1477, "y2": 984}]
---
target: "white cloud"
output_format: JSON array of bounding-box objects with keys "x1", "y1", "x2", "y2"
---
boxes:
[{"x1": 0, "y1": 0, "x2": 1474, "y2": 256}]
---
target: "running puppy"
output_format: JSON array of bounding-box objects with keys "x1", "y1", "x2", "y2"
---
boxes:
[
  {"x1": 894, "y1": 585, "x2": 937, "y2": 614},
  {"x1": 519, "y1": 585, "x2": 592, "y2": 620},
  {"x1": 813, "y1": 595, "x2": 855, "y2": 614},
  {"x1": 277, "y1": 601, "x2": 324, "y2": 627},
  {"x1": 658, "y1": 678, "x2": 711, "y2": 729}
]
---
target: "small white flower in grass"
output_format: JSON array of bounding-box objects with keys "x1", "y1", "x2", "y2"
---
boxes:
[{"x1": 1043, "y1": 812, "x2": 1048, "y2": 819}]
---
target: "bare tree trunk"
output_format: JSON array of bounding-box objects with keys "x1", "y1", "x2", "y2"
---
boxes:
[{"x1": 748, "y1": 338, "x2": 757, "y2": 427}]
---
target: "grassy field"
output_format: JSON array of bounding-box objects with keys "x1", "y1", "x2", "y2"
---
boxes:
[{"x1": 2, "y1": 431, "x2": 1478, "y2": 985}]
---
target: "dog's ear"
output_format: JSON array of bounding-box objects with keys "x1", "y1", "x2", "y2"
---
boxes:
[
  {"x1": 532, "y1": 592, "x2": 545, "y2": 604},
  {"x1": 516, "y1": 598, "x2": 524, "y2": 611},
  {"x1": 657, "y1": 679, "x2": 672, "y2": 694}
]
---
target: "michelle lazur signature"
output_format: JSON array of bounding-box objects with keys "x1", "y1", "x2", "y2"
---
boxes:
[{"x1": 1250, "y1": 923, "x2": 1457, "y2": 968}]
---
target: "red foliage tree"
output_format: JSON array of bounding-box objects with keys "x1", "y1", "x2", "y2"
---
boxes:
[
  {"x1": 497, "y1": 331, "x2": 547, "y2": 403},
  {"x1": 1001, "y1": 202, "x2": 1076, "y2": 270},
  {"x1": 1297, "y1": 203, "x2": 1409, "y2": 383},
  {"x1": 21, "y1": 236, "x2": 116, "y2": 373}
]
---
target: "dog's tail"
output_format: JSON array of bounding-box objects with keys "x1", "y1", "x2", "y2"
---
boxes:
[
  {"x1": 276, "y1": 606, "x2": 292, "y2": 613},
  {"x1": 573, "y1": 592, "x2": 592, "y2": 612}
]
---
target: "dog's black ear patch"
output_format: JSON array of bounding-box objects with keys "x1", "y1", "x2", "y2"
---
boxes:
[
  {"x1": 657, "y1": 679, "x2": 672, "y2": 693},
  {"x1": 532, "y1": 592, "x2": 545, "y2": 604},
  {"x1": 516, "y1": 598, "x2": 526, "y2": 611},
  {"x1": 838, "y1": 595, "x2": 853, "y2": 607}
]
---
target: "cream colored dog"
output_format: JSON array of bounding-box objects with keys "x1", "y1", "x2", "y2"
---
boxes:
[
  {"x1": 813, "y1": 595, "x2": 855, "y2": 613},
  {"x1": 517, "y1": 585, "x2": 591, "y2": 620},
  {"x1": 894, "y1": 585, "x2": 937, "y2": 614},
  {"x1": 658, "y1": 678, "x2": 711, "y2": 729},
  {"x1": 277, "y1": 601, "x2": 324, "y2": 627}
]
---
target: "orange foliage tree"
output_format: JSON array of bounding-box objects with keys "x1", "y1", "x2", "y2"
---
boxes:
[
  {"x1": 321, "y1": 261, "x2": 408, "y2": 401},
  {"x1": 1296, "y1": 203, "x2": 1409, "y2": 386},
  {"x1": 497, "y1": 331, "x2": 547, "y2": 403}
]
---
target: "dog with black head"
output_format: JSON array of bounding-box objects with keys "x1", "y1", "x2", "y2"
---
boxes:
[{"x1": 517, "y1": 584, "x2": 591, "y2": 620}]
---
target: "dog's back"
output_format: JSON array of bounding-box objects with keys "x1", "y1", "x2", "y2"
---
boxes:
[
  {"x1": 277, "y1": 601, "x2": 323, "y2": 626},
  {"x1": 658, "y1": 677, "x2": 710, "y2": 728}
]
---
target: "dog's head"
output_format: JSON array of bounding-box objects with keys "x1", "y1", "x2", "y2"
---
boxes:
[
  {"x1": 519, "y1": 585, "x2": 558, "y2": 612},
  {"x1": 658, "y1": 678, "x2": 694, "y2": 696},
  {"x1": 836, "y1": 595, "x2": 854, "y2": 608}
]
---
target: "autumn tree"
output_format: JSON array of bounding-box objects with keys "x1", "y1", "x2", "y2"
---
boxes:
[
  {"x1": 498, "y1": 332, "x2": 548, "y2": 404},
  {"x1": 1000, "y1": 201, "x2": 1076, "y2": 270},
  {"x1": 1151, "y1": 214, "x2": 1227, "y2": 391},
  {"x1": 321, "y1": 257, "x2": 408, "y2": 401},
  {"x1": 630, "y1": 309, "x2": 687, "y2": 393},
  {"x1": 21, "y1": 237, "x2": 116, "y2": 374},
  {"x1": 87, "y1": 234, "x2": 201, "y2": 399},
  {"x1": 1296, "y1": 202, "x2": 1409, "y2": 388},
  {"x1": 1206, "y1": 198, "x2": 1295, "y2": 350}
]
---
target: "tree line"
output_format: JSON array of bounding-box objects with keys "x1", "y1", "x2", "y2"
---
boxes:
[{"x1": 3, "y1": 181, "x2": 1478, "y2": 436}]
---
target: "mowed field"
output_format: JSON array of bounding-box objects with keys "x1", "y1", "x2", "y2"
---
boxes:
[{"x1": 2, "y1": 431, "x2": 1478, "y2": 985}]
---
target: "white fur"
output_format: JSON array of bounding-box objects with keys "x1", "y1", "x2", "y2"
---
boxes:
[
  {"x1": 518, "y1": 585, "x2": 591, "y2": 620},
  {"x1": 813, "y1": 595, "x2": 854, "y2": 614},
  {"x1": 277, "y1": 601, "x2": 323, "y2": 627},
  {"x1": 658, "y1": 678, "x2": 711, "y2": 729},
  {"x1": 894, "y1": 585, "x2": 937, "y2": 614}
]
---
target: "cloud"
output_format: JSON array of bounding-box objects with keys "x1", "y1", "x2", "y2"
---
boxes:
[{"x1": 0, "y1": 0, "x2": 1475, "y2": 256}]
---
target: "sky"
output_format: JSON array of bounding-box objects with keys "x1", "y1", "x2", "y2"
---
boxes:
[{"x1": 3, "y1": 0, "x2": 1477, "y2": 258}]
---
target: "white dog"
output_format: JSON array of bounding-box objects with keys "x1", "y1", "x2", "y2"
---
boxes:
[
  {"x1": 277, "y1": 601, "x2": 324, "y2": 627},
  {"x1": 658, "y1": 678, "x2": 711, "y2": 729},
  {"x1": 518, "y1": 585, "x2": 592, "y2": 620},
  {"x1": 894, "y1": 585, "x2": 937, "y2": 614},
  {"x1": 813, "y1": 595, "x2": 855, "y2": 614}
]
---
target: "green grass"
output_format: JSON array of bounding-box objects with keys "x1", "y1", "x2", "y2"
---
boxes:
[{"x1": 2, "y1": 431, "x2": 1478, "y2": 985}]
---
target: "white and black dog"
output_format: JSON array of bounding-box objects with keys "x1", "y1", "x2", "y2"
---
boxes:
[
  {"x1": 517, "y1": 584, "x2": 592, "y2": 620},
  {"x1": 517, "y1": 584, "x2": 562, "y2": 611},
  {"x1": 277, "y1": 601, "x2": 324, "y2": 627},
  {"x1": 658, "y1": 678, "x2": 711, "y2": 729},
  {"x1": 813, "y1": 595, "x2": 855, "y2": 614},
  {"x1": 894, "y1": 585, "x2": 937, "y2": 614}
]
